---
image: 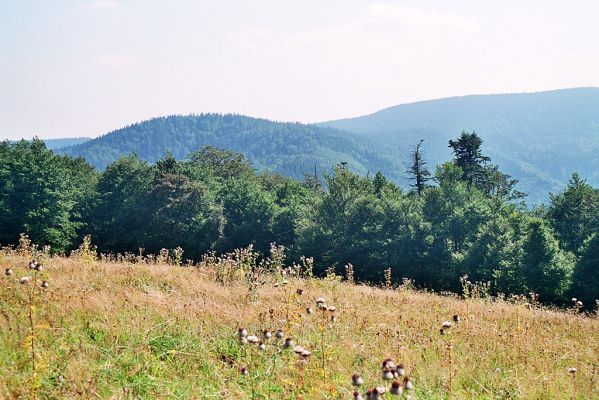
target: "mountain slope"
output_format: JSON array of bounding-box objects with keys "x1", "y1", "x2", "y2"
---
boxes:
[
  {"x1": 321, "y1": 87, "x2": 599, "y2": 203},
  {"x1": 43, "y1": 137, "x2": 90, "y2": 150},
  {"x1": 59, "y1": 114, "x2": 401, "y2": 180}
]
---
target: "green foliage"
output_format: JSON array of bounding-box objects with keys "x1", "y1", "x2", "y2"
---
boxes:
[
  {"x1": 547, "y1": 173, "x2": 599, "y2": 254},
  {"x1": 570, "y1": 233, "x2": 599, "y2": 308},
  {"x1": 2, "y1": 131, "x2": 598, "y2": 306}
]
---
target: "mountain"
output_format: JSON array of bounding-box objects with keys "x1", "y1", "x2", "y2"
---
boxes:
[
  {"x1": 43, "y1": 137, "x2": 90, "y2": 150},
  {"x1": 321, "y1": 87, "x2": 599, "y2": 203},
  {"x1": 59, "y1": 114, "x2": 402, "y2": 181}
]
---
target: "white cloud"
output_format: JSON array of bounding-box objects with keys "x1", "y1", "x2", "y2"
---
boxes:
[{"x1": 92, "y1": 53, "x2": 133, "y2": 69}]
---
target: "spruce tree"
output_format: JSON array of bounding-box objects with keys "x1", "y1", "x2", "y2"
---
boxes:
[{"x1": 407, "y1": 140, "x2": 431, "y2": 196}]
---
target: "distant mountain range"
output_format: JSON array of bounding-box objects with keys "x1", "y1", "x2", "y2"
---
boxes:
[
  {"x1": 321, "y1": 87, "x2": 599, "y2": 203},
  {"x1": 54, "y1": 87, "x2": 599, "y2": 204},
  {"x1": 43, "y1": 137, "x2": 90, "y2": 150},
  {"x1": 58, "y1": 114, "x2": 402, "y2": 181}
]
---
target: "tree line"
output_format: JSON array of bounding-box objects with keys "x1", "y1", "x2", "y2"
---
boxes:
[{"x1": 1, "y1": 133, "x2": 597, "y2": 307}]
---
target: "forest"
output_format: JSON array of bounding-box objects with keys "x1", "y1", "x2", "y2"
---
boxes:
[{"x1": 1, "y1": 132, "x2": 598, "y2": 308}]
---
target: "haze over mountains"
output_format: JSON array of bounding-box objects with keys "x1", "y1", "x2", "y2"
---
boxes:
[{"x1": 57, "y1": 87, "x2": 599, "y2": 203}]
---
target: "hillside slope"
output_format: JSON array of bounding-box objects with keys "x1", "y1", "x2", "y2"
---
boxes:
[
  {"x1": 43, "y1": 137, "x2": 90, "y2": 150},
  {"x1": 1, "y1": 253, "x2": 597, "y2": 399},
  {"x1": 322, "y1": 87, "x2": 599, "y2": 203},
  {"x1": 59, "y1": 114, "x2": 401, "y2": 181}
]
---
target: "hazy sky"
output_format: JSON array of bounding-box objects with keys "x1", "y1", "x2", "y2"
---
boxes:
[{"x1": 2, "y1": 0, "x2": 599, "y2": 139}]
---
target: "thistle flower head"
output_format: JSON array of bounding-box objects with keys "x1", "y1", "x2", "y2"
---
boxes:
[
  {"x1": 247, "y1": 335, "x2": 259, "y2": 344},
  {"x1": 453, "y1": 314, "x2": 460, "y2": 323},
  {"x1": 258, "y1": 341, "x2": 266, "y2": 351},
  {"x1": 41, "y1": 280, "x2": 49, "y2": 289},
  {"x1": 328, "y1": 305, "x2": 336, "y2": 312},
  {"x1": 5, "y1": 268, "x2": 13, "y2": 276},
  {"x1": 353, "y1": 391, "x2": 364, "y2": 400},
  {"x1": 442, "y1": 321, "x2": 452, "y2": 329},
  {"x1": 403, "y1": 377, "x2": 414, "y2": 391},
  {"x1": 293, "y1": 345, "x2": 305, "y2": 354},
  {"x1": 568, "y1": 367, "x2": 577, "y2": 374},
  {"x1": 382, "y1": 367, "x2": 394, "y2": 380},
  {"x1": 238, "y1": 328, "x2": 248, "y2": 338},
  {"x1": 315, "y1": 297, "x2": 326, "y2": 305},
  {"x1": 34, "y1": 263, "x2": 43, "y2": 272},
  {"x1": 20, "y1": 276, "x2": 32, "y2": 284},
  {"x1": 283, "y1": 337, "x2": 294, "y2": 348},
  {"x1": 390, "y1": 380, "x2": 403, "y2": 396},
  {"x1": 306, "y1": 307, "x2": 314, "y2": 314},
  {"x1": 382, "y1": 358, "x2": 396, "y2": 370},
  {"x1": 396, "y1": 363, "x2": 406, "y2": 377},
  {"x1": 275, "y1": 329, "x2": 284, "y2": 339},
  {"x1": 296, "y1": 288, "x2": 304, "y2": 295},
  {"x1": 351, "y1": 373, "x2": 364, "y2": 387},
  {"x1": 576, "y1": 300, "x2": 583, "y2": 307},
  {"x1": 239, "y1": 366, "x2": 248, "y2": 376},
  {"x1": 263, "y1": 329, "x2": 272, "y2": 339}
]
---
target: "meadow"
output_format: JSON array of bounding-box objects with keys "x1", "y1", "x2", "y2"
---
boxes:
[{"x1": 0, "y1": 242, "x2": 597, "y2": 399}]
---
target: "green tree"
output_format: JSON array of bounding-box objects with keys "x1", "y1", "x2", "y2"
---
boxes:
[
  {"x1": 569, "y1": 233, "x2": 599, "y2": 308},
  {"x1": 520, "y1": 218, "x2": 574, "y2": 303},
  {"x1": 406, "y1": 140, "x2": 431, "y2": 196},
  {"x1": 547, "y1": 173, "x2": 599, "y2": 254}
]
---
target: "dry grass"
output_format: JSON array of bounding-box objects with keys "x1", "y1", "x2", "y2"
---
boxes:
[{"x1": 1, "y1": 254, "x2": 598, "y2": 399}]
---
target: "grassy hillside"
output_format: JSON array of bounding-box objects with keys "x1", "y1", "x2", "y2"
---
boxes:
[
  {"x1": 321, "y1": 87, "x2": 599, "y2": 203},
  {"x1": 1, "y1": 249, "x2": 597, "y2": 399},
  {"x1": 59, "y1": 114, "x2": 401, "y2": 181}
]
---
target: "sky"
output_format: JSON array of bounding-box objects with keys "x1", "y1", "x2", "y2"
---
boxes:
[{"x1": 1, "y1": 0, "x2": 599, "y2": 139}]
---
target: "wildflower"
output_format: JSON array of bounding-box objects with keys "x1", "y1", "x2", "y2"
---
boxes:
[
  {"x1": 263, "y1": 329, "x2": 272, "y2": 339},
  {"x1": 330, "y1": 315, "x2": 337, "y2": 323},
  {"x1": 275, "y1": 329, "x2": 284, "y2": 339},
  {"x1": 20, "y1": 276, "x2": 32, "y2": 284},
  {"x1": 318, "y1": 303, "x2": 328, "y2": 311},
  {"x1": 442, "y1": 321, "x2": 452, "y2": 329},
  {"x1": 351, "y1": 373, "x2": 364, "y2": 387},
  {"x1": 568, "y1": 367, "x2": 577, "y2": 374},
  {"x1": 576, "y1": 300, "x2": 583, "y2": 307},
  {"x1": 282, "y1": 280, "x2": 289, "y2": 285},
  {"x1": 365, "y1": 389, "x2": 373, "y2": 400},
  {"x1": 239, "y1": 337, "x2": 248, "y2": 345},
  {"x1": 382, "y1": 367, "x2": 394, "y2": 380},
  {"x1": 238, "y1": 328, "x2": 248, "y2": 338},
  {"x1": 296, "y1": 288, "x2": 304, "y2": 295},
  {"x1": 315, "y1": 297, "x2": 326, "y2": 305},
  {"x1": 403, "y1": 377, "x2": 414, "y2": 391},
  {"x1": 306, "y1": 307, "x2": 314, "y2": 314},
  {"x1": 239, "y1": 366, "x2": 249, "y2": 376},
  {"x1": 396, "y1": 363, "x2": 405, "y2": 377},
  {"x1": 453, "y1": 314, "x2": 460, "y2": 324},
  {"x1": 390, "y1": 380, "x2": 403, "y2": 396},
  {"x1": 258, "y1": 341, "x2": 266, "y2": 351},
  {"x1": 34, "y1": 263, "x2": 43, "y2": 272},
  {"x1": 28, "y1": 260, "x2": 36, "y2": 269},
  {"x1": 247, "y1": 335, "x2": 259, "y2": 344},
  {"x1": 353, "y1": 391, "x2": 364, "y2": 400},
  {"x1": 571, "y1": 298, "x2": 577, "y2": 303},
  {"x1": 274, "y1": 282, "x2": 280, "y2": 288},
  {"x1": 5, "y1": 268, "x2": 13, "y2": 276},
  {"x1": 41, "y1": 280, "x2": 49, "y2": 289},
  {"x1": 328, "y1": 305, "x2": 336, "y2": 312},
  {"x1": 283, "y1": 337, "x2": 294, "y2": 348},
  {"x1": 300, "y1": 349, "x2": 311, "y2": 358}
]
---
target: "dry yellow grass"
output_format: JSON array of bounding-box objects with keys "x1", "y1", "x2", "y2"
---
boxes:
[{"x1": 1, "y1": 254, "x2": 598, "y2": 399}]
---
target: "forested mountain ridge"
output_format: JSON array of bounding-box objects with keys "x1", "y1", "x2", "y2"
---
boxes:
[
  {"x1": 59, "y1": 114, "x2": 401, "y2": 181},
  {"x1": 321, "y1": 87, "x2": 599, "y2": 203}
]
